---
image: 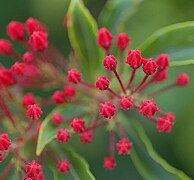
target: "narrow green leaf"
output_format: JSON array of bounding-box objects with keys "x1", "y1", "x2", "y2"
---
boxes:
[
  {"x1": 49, "y1": 144, "x2": 95, "y2": 180},
  {"x1": 98, "y1": 0, "x2": 143, "y2": 33},
  {"x1": 67, "y1": 0, "x2": 103, "y2": 81},
  {"x1": 170, "y1": 59, "x2": 194, "y2": 67},
  {"x1": 118, "y1": 113, "x2": 191, "y2": 180},
  {"x1": 139, "y1": 22, "x2": 194, "y2": 65},
  {"x1": 36, "y1": 104, "x2": 86, "y2": 156}
]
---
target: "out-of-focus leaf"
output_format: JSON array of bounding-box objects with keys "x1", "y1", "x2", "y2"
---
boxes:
[
  {"x1": 118, "y1": 113, "x2": 191, "y2": 180},
  {"x1": 67, "y1": 0, "x2": 103, "y2": 81},
  {"x1": 98, "y1": 0, "x2": 143, "y2": 34},
  {"x1": 49, "y1": 144, "x2": 95, "y2": 180},
  {"x1": 36, "y1": 104, "x2": 86, "y2": 156},
  {"x1": 139, "y1": 22, "x2": 194, "y2": 65}
]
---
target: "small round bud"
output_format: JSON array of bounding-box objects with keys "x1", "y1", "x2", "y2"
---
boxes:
[
  {"x1": 28, "y1": 31, "x2": 48, "y2": 51},
  {"x1": 119, "y1": 97, "x2": 133, "y2": 110},
  {"x1": 0, "y1": 39, "x2": 13, "y2": 55},
  {"x1": 116, "y1": 138, "x2": 133, "y2": 155},
  {"x1": 52, "y1": 91, "x2": 66, "y2": 104},
  {"x1": 70, "y1": 118, "x2": 86, "y2": 133},
  {"x1": 22, "y1": 93, "x2": 36, "y2": 108},
  {"x1": 23, "y1": 52, "x2": 35, "y2": 63},
  {"x1": 156, "y1": 54, "x2": 169, "y2": 70},
  {"x1": 67, "y1": 69, "x2": 81, "y2": 84},
  {"x1": 63, "y1": 85, "x2": 76, "y2": 98},
  {"x1": 57, "y1": 129, "x2": 71, "y2": 143},
  {"x1": 25, "y1": 160, "x2": 42, "y2": 177},
  {"x1": 99, "y1": 101, "x2": 116, "y2": 119},
  {"x1": 153, "y1": 69, "x2": 168, "y2": 82},
  {"x1": 80, "y1": 131, "x2": 93, "y2": 143},
  {"x1": 139, "y1": 100, "x2": 159, "y2": 118},
  {"x1": 116, "y1": 32, "x2": 131, "y2": 50},
  {"x1": 103, "y1": 55, "x2": 117, "y2": 71},
  {"x1": 6, "y1": 21, "x2": 25, "y2": 41},
  {"x1": 11, "y1": 62, "x2": 25, "y2": 76},
  {"x1": 52, "y1": 113, "x2": 64, "y2": 125},
  {"x1": 103, "y1": 157, "x2": 116, "y2": 170},
  {"x1": 176, "y1": 73, "x2": 189, "y2": 86},
  {"x1": 95, "y1": 76, "x2": 110, "y2": 90},
  {"x1": 157, "y1": 116, "x2": 174, "y2": 133},
  {"x1": 26, "y1": 104, "x2": 43, "y2": 120},
  {"x1": 143, "y1": 58, "x2": 158, "y2": 75},
  {"x1": 0, "y1": 68, "x2": 15, "y2": 87},
  {"x1": 57, "y1": 160, "x2": 71, "y2": 174},
  {"x1": 97, "y1": 28, "x2": 113, "y2": 50},
  {"x1": 126, "y1": 49, "x2": 142, "y2": 69},
  {"x1": 0, "y1": 133, "x2": 11, "y2": 151}
]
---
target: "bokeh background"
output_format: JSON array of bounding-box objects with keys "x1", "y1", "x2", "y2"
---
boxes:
[{"x1": 1, "y1": 0, "x2": 194, "y2": 179}]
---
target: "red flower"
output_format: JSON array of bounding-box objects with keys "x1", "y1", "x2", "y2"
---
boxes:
[
  {"x1": 0, "y1": 133, "x2": 11, "y2": 151},
  {"x1": 25, "y1": 160, "x2": 42, "y2": 177},
  {"x1": 6, "y1": 21, "x2": 25, "y2": 41},
  {"x1": 126, "y1": 49, "x2": 142, "y2": 69},
  {"x1": 57, "y1": 160, "x2": 71, "y2": 174},
  {"x1": 116, "y1": 32, "x2": 131, "y2": 50},
  {"x1": 143, "y1": 58, "x2": 158, "y2": 75},
  {"x1": 103, "y1": 157, "x2": 116, "y2": 170},
  {"x1": 157, "y1": 116, "x2": 174, "y2": 133},
  {"x1": 97, "y1": 28, "x2": 113, "y2": 50},
  {"x1": 11, "y1": 62, "x2": 25, "y2": 76},
  {"x1": 156, "y1": 54, "x2": 169, "y2": 70},
  {"x1": 139, "y1": 100, "x2": 159, "y2": 118},
  {"x1": 80, "y1": 131, "x2": 93, "y2": 143},
  {"x1": 67, "y1": 69, "x2": 81, "y2": 84},
  {"x1": 96, "y1": 76, "x2": 110, "y2": 90},
  {"x1": 0, "y1": 68, "x2": 15, "y2": 87},
  {"x1": 23, "y1": 52, "x2": 36, "y2": 63},
  {"x1": 176, "y1": 73, "x2": 189, "y2": 86},
  {"x1": 22, "y1": 93, "x2": 37, "y2": 108},
  {"x1": 57, "y1": 129, "x2": 71, "y2": 143},
  {"x1": 70, "y1": 118, "x2": 86, "y2": 133},
  {"x1": 153, "y1": 69, "x2": 168, "y2": 82},
  {"x1": 26, "y1": 104, "x2": 43, "y2": 120},
  {"x1": 52, "y1": 91, "x2": 66, "y2": 104},
  {"x1": 63, "y1": 85, "x2": 76, "y2": 98},
  {"x1": 0, "y1": 39, "x2": 13, "y2": 55},
  {"x1": 116, "y1": 138, "x2": 133, "y2": 155},
  {"x1": 99, "y1": 101, "x2": 116, "y2": 119},
  {"x1": 52, "y1": 113, "x2": 64, "y2": 125},
  {"x1": 165, "y1": 112, "x2": 175, "y2": 122},
  {"x1": 103, "y1": 55, "x2": 117, "y2": 71},
  {"x1": 28, "y1": 31, "x2": 48, "y2": 51},
  {"x1": 119, "y1": 97, "x2": 133, "y2": 110}
]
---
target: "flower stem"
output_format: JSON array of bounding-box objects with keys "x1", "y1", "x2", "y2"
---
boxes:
[
  {"x1": 107, "y1": 88, "x2": 121, "y2": 98},
  {"x1": 132, "y1": 74, "x2": 149, "y2": 94},
  {"x1": 126, "y1": 69, "x2": 136, "y2": 90},
  {"x1": 109, "y1": 131, "x2": 116, "y2": 157},
  {"x1": 113, "y1": 70, "x2": 126, "y2": 94}
]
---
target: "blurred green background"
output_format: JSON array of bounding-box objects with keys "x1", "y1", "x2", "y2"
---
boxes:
[{"x1": 1, "y1": 0, "x2": 194, "y2": 179}]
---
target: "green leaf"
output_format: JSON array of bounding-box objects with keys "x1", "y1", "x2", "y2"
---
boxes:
[
  {"x1": 67, "y1": 0, "x2": 103, "y2": 81},
  {"x1": 139, "y1": 21, "x2": 194, "y2": 67},
  {"x1": 118, "y1": 113, "x2": 191, "y2": 180},
  {"x1": 36, "y1": 104, "x2": 86, "y2": 156},
  {"x1": 98, "y1": 0, "x2": 143, "y2": 34},
  {"x1": 49, "y1": 144, "x2": 95, "y2": 180}
]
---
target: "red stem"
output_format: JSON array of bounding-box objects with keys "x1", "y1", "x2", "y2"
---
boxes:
[
  {"x1": 132, "y1": 74, "x2": 149, "y2": 94},
  {"x1": 113, "y1": 70, "x2": 126, "y2": 94},
  {"x1": 107, "y1": 88, "x2": 121, "y2": 98},
  {"x1": 126, "y1": 69, "x2": 136, "y2": 90},
  {"x1": 109, "y1": 131, "x2": 116, "y2": 157},
  {"x1": 82, "y1": 120, "x2": 108, "y2": 133}
]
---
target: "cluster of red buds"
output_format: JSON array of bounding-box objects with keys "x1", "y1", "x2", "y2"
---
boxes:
[{"x1": 0, "y1": 16, "x2": 189, "y2": 179}]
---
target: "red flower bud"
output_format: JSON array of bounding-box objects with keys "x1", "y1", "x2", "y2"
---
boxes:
[
  {"x1": 23, "y1": 52, "x2": 35, "y2": 63},
  {"x1": 24, "y1": 64, "x2": 40, "y2": 78},
  {"x1": 0, "y1": 133, "x2": 11, "y2": 151},
  {"x1": 63, "y1": 85, "x2": 76, "y2": 98},
  {"x1": 0, "y1": 39, "x2": 13, "y2": 55},
  {"x1": 70, "y1": 118, "x2": 86, "y2": 133},
  {"x1": 103, "y1": 157, "x2": 116, "y2": 170},
  {"x1": 116, "y1": 138, "x2": 133, "y2": 155},
  {"x1": 119, "y1": 97, "x2": 133, "y2": 110},
  {"x1": 153, "y1": 69, "x2": 168, "y2": 82},
  {"x1": 67, "y1": 69, "x2": 81, "y2": 84},
  {"x1": 80, "y1": 131, "x2": 93, "y2": 143},
  {"x1": 116, "y1": 32, "x2": 131, "y2": 50},
  {"x1": 11, "y1": 62, "x2": 25, "y2": 76},
  {"x1": 52, "y1": 113, "x2": 64, "y2": 125},
  {"x1": 57, "y1": 129, "x2": 71, "y2": 143},
  {"x1": 95, "y1": 76, "x2": 110, "y2": 90},
  {"x1": 103, "y1": 55, "x2": 117, "y2": 71},
  {"x1": 57, "y1": 160, "x2": 71, "y2": 174},
  {"x1": 165, "y1": 112, "x2": 175, "y2": 122},
  {"x1": 97, "y1": 28, "x2": 113, "y2": 50},
  {"x1": 99, "y1": 101, "x2": 116, "y2": 119},
  {"x1": 22, "y1": 93, "x2": 37, "y2": 108},
  {"x1": 126, "y1": 49, "x2": 142, "y2": 69},
  {"x1": 25, "y1": 160, "x2": 42, "y2": 177},
  {"x1": 26, "y1": 104, "x2": 42, "y2": 120},
  {"x1": 156, "y1": 54, "x2": 169, "y2": 70},
  {"x1": 6, "y1": 21, "x2": 25, "y2": 41},
  {"x1": 176, "y1": 73, "x2": 189, "y2": 86},
  {"x1": 52, "y1": 91, "x2": 66, "y2": 104},
  {"x1": 157, "y1": 116, "x2": 174, "y2": 133},
  {"x1": 139, "y1": 100, "x2": 159, "y2": 118},
  {"x1": 143, "y1": 58, "x2": 158, "y2": 75},
  {"x1": 28, "y1": 31, "x2": 48, "y2": 51},
  {"x1": 0, "y1": 68, "x2": 15, "y2": 87}
]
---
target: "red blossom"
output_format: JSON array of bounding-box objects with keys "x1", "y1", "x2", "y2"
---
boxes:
[
  {"x1": 157, "y1": 116, "x2": 174, "y2": 133},
  {"x1": 176, "y1": 73, "x2": 189, "y2": 86},
  {"x1": 119, "y1": 97, "x2": 133, "y2": 110},
  {"x1": 22, "y1": 93, "x2": 37, "y2": 108},
  {"x1": 103, "y1": 157, "x2": 116, "y2": 170},
  {"x1": 143, "y1": 58, "x2": 158, "y2": 75},
  {"x1": 0, "y1": 68, "x2": 15, "y2": 87},
  {"x1": 116, "y1": 32, "x2": 131, "y2": 50},
  {"x1": 52, "y1": 113, "x2": 64, "y2": 125},
  {"x1": 116, "y1": 138, "x2": 133, "y2": 155},
  {"x1": 95, "y1": 76, "x2": 110, "y2": 90},
  {"x1": 80, "y1": 131, "x2": 93, "y2": 143},
  {"x1": 126, "y1": 49, "x2": 142, "y2": 69},
  {"x1": 57, "y1": 129, "x2": 71, "y2": 143},
  {"x1": 23, "y1": 52, "x2": 36, "y2": 63},
  {"x1": 156, "y1": 54, "x2": 169, "y2": 70},
  {"x1": 11, "y1": 62, "x2": 25, "y2": 76},
  {"x1": 103, "y1": 55, "x2": 117, "y2": 71},
  {"x1": 100, "y1": 101, "x2": 116, "y2": 119},
  {"x1": 26, "y1": 104, "x2": 42, "y2": 120},
  {"x1": 52, "y1": 91, "x2": 66, "y2": 104},
  {"x1": 153, "y1": 69, "x2": 168, "y2": 82},
  {"x1": 63, "y1": 85, "x2": 76, "y2": 98},
  {"x1": 70, "y1": 118, "x2": 86, "y2": 133},
  {"x1": 57, "y1": 160, "x2": 71, "y2": 174},
  {"x1": 0, "y1": 39, "x2": 13, "y2": 55},
  {"x1": 25, "y1": 160, "x2": 42, "y2": 178},
  {"x1": 67, "y1": 69, "x2": 81, "y2": 84},
  {"x1": 0, "y1": 133, "x2": 11, "y2": 151}
]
